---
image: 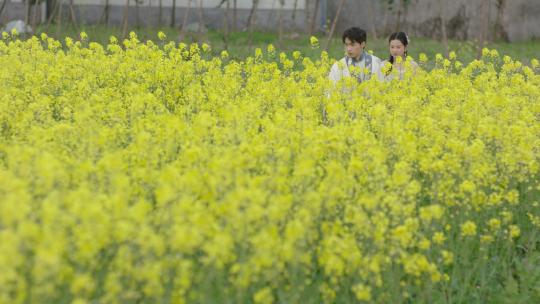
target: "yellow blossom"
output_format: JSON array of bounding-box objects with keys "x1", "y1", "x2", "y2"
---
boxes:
[
  {"x1": 488, "y1": 218, "x2": 501, "y2": 231},
  {"x1": 481, "y1": 235, "x2": 494, "y2": 244},
  {"x1": 352, "y1": 284, "x2": 372, "y2": 301},
  {"x1": 253, "y1": 287, "x2": 274, "y2": 304},
  {"x1": 310, "y1": 36, "x2": 319, "y2": 48},
  {"x1": 508, "y1": 225, "x2": 520, "y2": 238},
  {"x1": 433, "y1": 232, "x2": 446, "y2": 245},
  {"x1": 461, "y1": 221, "x2": 477, "y2": 237},
  {"x1": 157, "y1": 31, "x2": 167, "y2": 41}
]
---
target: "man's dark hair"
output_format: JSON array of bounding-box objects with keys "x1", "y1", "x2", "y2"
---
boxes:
[{"x1": 342, "y1": 27, "x2": 367, "y2": 44}]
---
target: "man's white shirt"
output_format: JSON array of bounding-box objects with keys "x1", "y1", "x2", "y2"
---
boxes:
[{"x1": 329, "y1": 53, "x2": 384, "y2": 83}]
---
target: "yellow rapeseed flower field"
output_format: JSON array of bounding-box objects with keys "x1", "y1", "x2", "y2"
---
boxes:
[{"x1": 0, "y1": 31, "x2": 539, "y2": 303}]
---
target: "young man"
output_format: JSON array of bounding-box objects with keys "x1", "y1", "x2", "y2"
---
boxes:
[{"x1": 329, "y1": 27, "x2": 383, "y2": 83}]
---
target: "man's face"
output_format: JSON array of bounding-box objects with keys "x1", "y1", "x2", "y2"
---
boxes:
[{"x1": 344, "y1": 38, "x2": 365, "y2": 59}]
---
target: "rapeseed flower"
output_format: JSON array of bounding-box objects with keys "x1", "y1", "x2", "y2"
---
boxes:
[{"x1": 0, "y1": 32, "x2": 538, "y2": 304}]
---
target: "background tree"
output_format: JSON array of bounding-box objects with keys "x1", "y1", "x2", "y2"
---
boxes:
[
  {"x1": 171, "y1": 0, "x2": 176, "y2": 27},
  {"x1": 56, "y1": 0, "x2": 64, "y2": 39},
  {"x1": 395, "y1": 0, "x2": 403, "y2": 30},
  {"x1": 0, "y1": 0, "x2": 8, "y2": 20},
  {"x1": 382, "y1": 0, "x2": 393, "y2": 36},
  {"x1": 478, "y1": 0, "x2": 490, "y2": 57},
  {"x1": 55, "y1": 0, "x2": 63, "y2": 38},
  {"x1": 135, "y1": 0, "x2": 140, "y2": 27},
  {"x1": 222, "y1": 0, "x2": 230, "y2": 49},
  {"x1": 278, "y1": 0, "x2": 284, "y2": 45},
  {"x1": 233, "y1": 0, "x2": 237, "y2": 31},
  {"x1": 31, "y1": 0, "x2": 39, "y2": 29},
  {"x1": 438, "y1": 0, "x2": 448, "y2": 56},
  {"x1": 99, "y1": 0, "x2": 110, "y2": 25},
  {"x1": 179, "y1": 0, "x2": 192, "y2": 41},
  {"x1": 324, "y1": 0, "x2": 345, "y2": 50},
  {"x1": 368, "y1": 0, "x2": 378, "y2": 39},
  {"x1": 45, "y1": 0, "x2": 59, "y2": 31},
  {"x1": 304, "y1": 0, "x2": 311, "y2": 34},
  {"x1": 68, "y1": 0, "x2": 79, "y2": 32},
  {"x1": 247, "y1": 0, "x2": 259, "y2": 48},
  {"x1": 121, "y1": 0, "x2": 129, "y2": 38},
  {"x1": 398, "y1": 0, "x2": 411, "y2": 32},
  {"x1": 158, "y1": 0, "x2": 162, "y2": 26},
  {"x1": 493, "y1": 0, "x2": 509, "y2": 41},
  {"x1": 291, "y1": 0, "x2": 298, "y2": 23},
  {"x1": 196, "y1": 0, "x2": 205, "y2": 42},
  {"x1": 246, "y1": 0, "x2": 259, "y2": 29},
  {"x1": 309, "y1": 0, "x2": 320, "y2": 36},
  {"x1": 24, "y1": 0, "x2": 31, "y2": 27}
]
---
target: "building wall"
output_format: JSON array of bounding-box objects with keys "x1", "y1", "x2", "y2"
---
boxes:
[
  {"x1": 0, "y1": 0, "x2": 309, "y2": 30},
  {"x1": 331, "y1": 0, "x2": 540, "y2": 42},
  {"x1": 3, "y1": 0, "x2": 538, "y2": 41}
]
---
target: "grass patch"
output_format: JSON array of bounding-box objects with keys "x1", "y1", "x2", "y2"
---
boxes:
[{"x1": 28, "y1": 24, "x2": 540, "y2": 64}]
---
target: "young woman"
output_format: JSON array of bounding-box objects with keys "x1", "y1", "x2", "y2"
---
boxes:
[{"x1": 382, "y1": 32, "x2": 419, "y2": 81}]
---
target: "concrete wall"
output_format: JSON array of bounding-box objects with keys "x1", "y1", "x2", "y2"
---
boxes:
[
  {"x1": 3, "y1": 0, "x2": 538, "y2": 41},
  {"x1": 330, "y1": 0, "x2": 540, "y2": 42},
  {"x1": 0, "y1": 0, "x2": 309, "y2": 31},
  {"x1": 1, "y1": 2, "x2": 47, "y2": 25}
]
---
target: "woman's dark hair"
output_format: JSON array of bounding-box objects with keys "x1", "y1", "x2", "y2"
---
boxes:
[
  {"x1": 388, "y1": 32, "x2": 409, "y2": 65},
  {"x1": 342, "y1": 27, "x2": 367, "y2": 45}
]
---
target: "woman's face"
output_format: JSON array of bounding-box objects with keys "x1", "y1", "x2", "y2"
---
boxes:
[{"x1": 390, "y1": 39, "x2": 407, "y2": 59}]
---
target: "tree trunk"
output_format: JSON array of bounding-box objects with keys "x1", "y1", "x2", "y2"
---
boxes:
[
  {"x1": 223, "y1": 0, "x2": 230, "y2": 50},
  {"x1": 246, "y1": 0, "x2": 259, "y2": 30},
  {"x1": 247, "y1": 0, "x2": 259, "y2": 48},
  {"x1": 438, "y1": 0, "x2": 449, "y2": 56},
  {"x1": 41, "y1": 1, "x2": 46, "y2": 24},
  {"x1": 368, "y1": 0, "x2": 377, "y2": 39},
  {"x1": 487, "y1": 0, "x2": 492, "y2": 42},
  {"x1": 179, "y1": 0, "x2": 191, "y2": 40},
  {"x1": 0, "y1": 0, "x2": 8, "y2": 19},
  {"x1": 69, "y1": 0, "x2": 79, "y2": 32},
  {"x1": 477, "y1": 0, "x2": 489, "y2": 58},
  {"x1": 395, "y1": 0, "x2": 402, "y2": 31},
  {"x1": 493, "y1": 0, "x2": 509, "y2": 42},
  {"x1": 402, "y1": 0, "x2": 410, "y2": 33},
  {"x1": 170, "y1": 0, "x2": 176, "y2": 27},
  {"x1": 233, "y1": 0, "x2": 237, "y2": 31},
  {"x1": 309, "y1": 0, "x2": 320, "y2": 35},
  {"x1": 99, "y1": 0, "x2": 110, "y2": 25},
  {"x1": 122, "y1": 0, "x2": 129, "y2": 39},
  {"x1": 46, "y1": 0, "x2": 59, "y2": 31},
  {"x1": 292, "y1": 0, "x2": 298, "y2": 22},
  {"x1": 323, "y1": 0, "x2": 346, "y2": 51},
  {"x1": 25, "y1": 0, "x2": 31, "y2": 27},
  {"x1": 31, "y1": 1, "x2": 39, "y2": 31},
  {"x1": 135, "y1": 0, "x2": 140, "y2": 27},
  {"x1": 197, "y1": 0, "x2": 204, "y2": 42},
  {"x1": 382, "y1": 1, "x2": 389, "y2": 36},
  {"x1": 304, "y1": 0, "x2": 311, "y2": 34},
  {"x1": 158, "y1": 0, "x2": 162, "y2": 25},
  {"x1": 278, "y1": 0, "x2": 284, "y2": 46},
  {"x1": 55, "y1": 0, "x2": 63, "y2": 38}
]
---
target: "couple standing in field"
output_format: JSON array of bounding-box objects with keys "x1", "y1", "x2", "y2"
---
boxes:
[{"x1": 329, "y1": 27, "x2": 418, "y2": 83}]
